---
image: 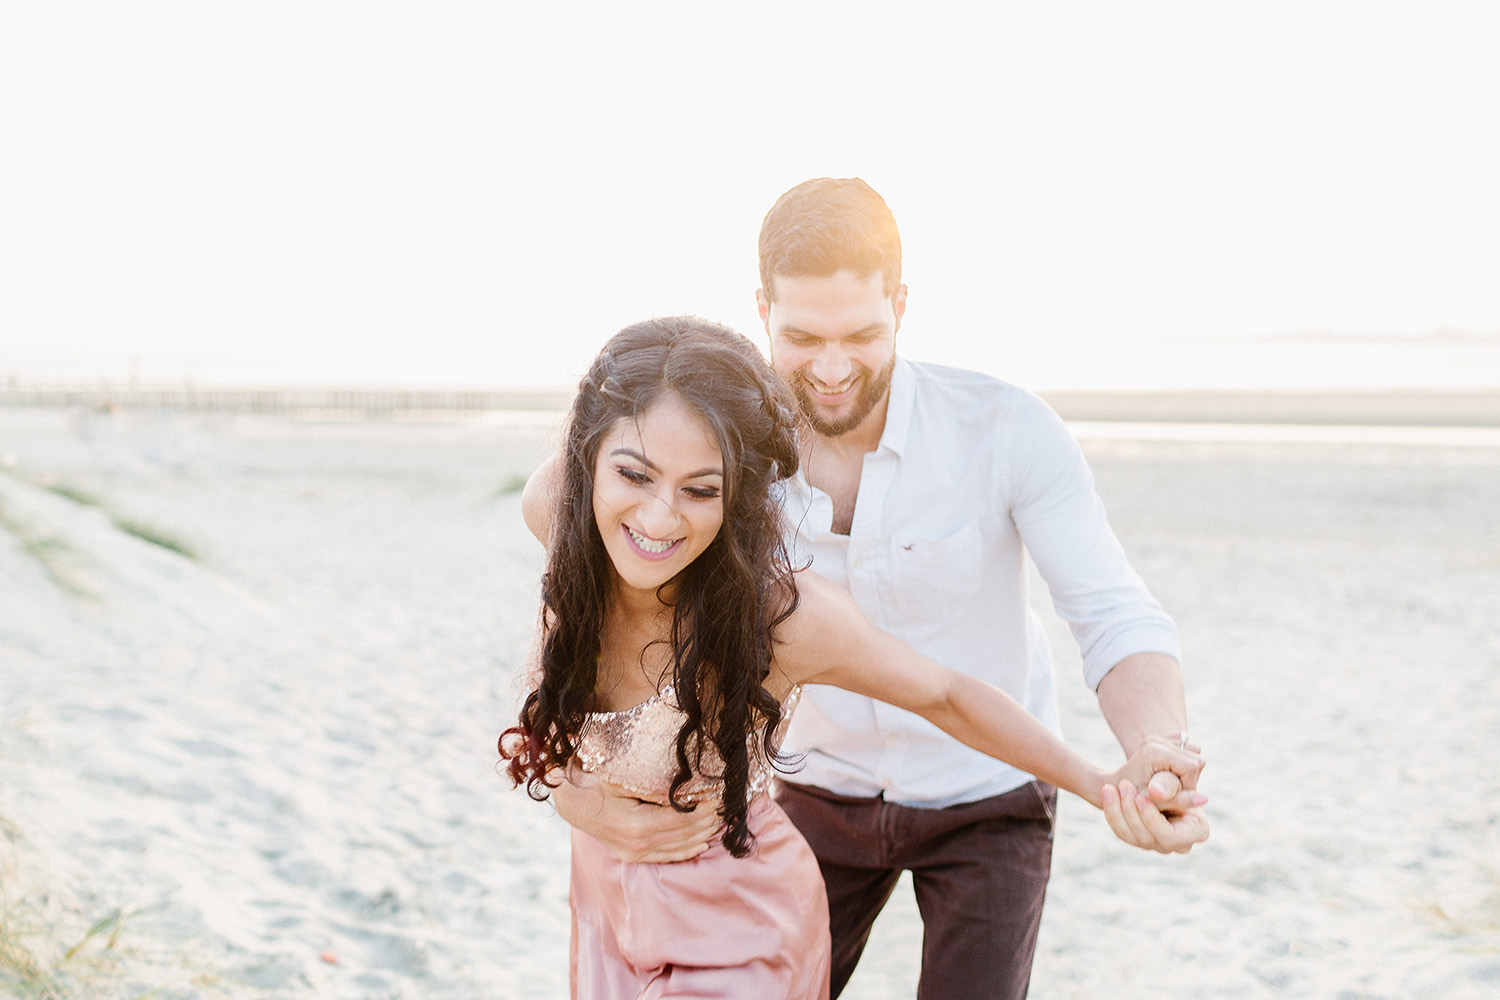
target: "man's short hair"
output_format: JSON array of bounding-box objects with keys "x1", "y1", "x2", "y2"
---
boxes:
[{"x1": 757, "y1": 177, "x2": 902, "y2": 301}]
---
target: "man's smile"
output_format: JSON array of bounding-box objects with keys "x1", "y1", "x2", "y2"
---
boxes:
[{"x1": 800, "y1": 371, "x2": 859, "y2": 401}]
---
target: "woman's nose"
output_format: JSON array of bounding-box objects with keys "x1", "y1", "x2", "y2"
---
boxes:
[{"x1": 635, "y1": 487, "x2": 680, "y2": 535}]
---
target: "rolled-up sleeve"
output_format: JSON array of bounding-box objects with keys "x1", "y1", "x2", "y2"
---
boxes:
[{"x1": 1008, "y1": 399, "x2": 1181, "y2": 690}]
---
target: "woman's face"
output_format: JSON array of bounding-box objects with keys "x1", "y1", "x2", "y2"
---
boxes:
[{"x1": 592, "y1": 392, "x2": 726, "y2": 599}]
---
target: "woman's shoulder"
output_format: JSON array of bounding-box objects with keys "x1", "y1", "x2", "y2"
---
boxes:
[
  {"x1": 782, "y1": 568, "x2": 851, "y2": 627},
  {"x1": 773, "y1": 569, "x2": 866, "y2": 683}
]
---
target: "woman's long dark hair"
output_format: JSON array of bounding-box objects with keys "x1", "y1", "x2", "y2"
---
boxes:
[{"x1": 500, "y1": 316, "x2": 802, "y2": 857}]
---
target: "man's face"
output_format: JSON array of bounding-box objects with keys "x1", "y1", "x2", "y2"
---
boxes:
[{"x1": 758, "y1": 269, "x2": 906, "y2": 439}]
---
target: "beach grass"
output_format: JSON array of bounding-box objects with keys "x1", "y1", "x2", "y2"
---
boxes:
[
  {"x1": 38, "y1": 483, "x2": 100, "y2": 508},
  {"x1": 0, "y1": 858, "x2": 213, "y2": 1000},
  {"x1": 0, "y1": 500, "x2": 95, "y2": 599},
  {"x1": 107, "y1": 517, "x2": 198, "y2": 561},
  {"x1": 0, "y1": 893, "x2": 144, "y2": 1000},
  {"x1": 491, "y1": 472, "x2": 530, "y2": 498},
  {"x1": 0, "y1": 466, "x2": 198, "y2": 565}
]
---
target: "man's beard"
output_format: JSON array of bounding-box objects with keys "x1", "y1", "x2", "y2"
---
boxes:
[{"x1": 791, "y1": 354, "x2": 896, "y2": 437}]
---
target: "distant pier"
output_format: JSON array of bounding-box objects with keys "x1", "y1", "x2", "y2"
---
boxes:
[
  {"x1": 1, "y1": 381, "x2": 1494, "y2": 426},
  {"x1": 0, "y1": 383, "x2": 574, "y2": 419}
]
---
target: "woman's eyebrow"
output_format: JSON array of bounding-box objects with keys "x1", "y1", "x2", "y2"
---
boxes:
[
  {"x1": 610, "y1": 446, "x2": 657, "y2": 471},
  {"x1": 610, "y1": 447, "x2": 722, "y2": 479}
]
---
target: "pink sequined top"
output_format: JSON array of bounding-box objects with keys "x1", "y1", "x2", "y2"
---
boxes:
[{"x1": 574, "y1": 684, "x2": 802, "y2": 806}]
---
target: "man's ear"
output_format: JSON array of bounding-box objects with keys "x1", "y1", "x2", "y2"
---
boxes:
[
  {"x1": 893, "y1": 283, "x2": 908, "y2": 328},
  {"x1": 755, "y1": 288, "x2": 770, "y2": 325}
]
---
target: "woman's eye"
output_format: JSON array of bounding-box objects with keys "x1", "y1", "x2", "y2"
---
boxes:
[
  {"x1": 685, "y1": 486, "x2": 721, "y2": 500},
  {"x1": 617, "y1": 467, "x2": 649, "y2": 484}
]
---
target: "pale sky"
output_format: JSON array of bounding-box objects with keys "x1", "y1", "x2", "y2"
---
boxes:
[{"x1": 3, "y1": 3, "x2": 1499, "y2": 390}]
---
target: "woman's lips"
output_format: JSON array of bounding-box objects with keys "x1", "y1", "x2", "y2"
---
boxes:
[{"x1": 624, "y1": 524, "x2": 682, "y2": 560}]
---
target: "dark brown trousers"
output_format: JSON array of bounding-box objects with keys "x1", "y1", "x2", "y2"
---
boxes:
[{"x1": 775, "y1": 779, "x2": 1057, "y2": 1000}]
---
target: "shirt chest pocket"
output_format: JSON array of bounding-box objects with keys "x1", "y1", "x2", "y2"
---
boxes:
[{"x1": 888, "y1": 519, "x2": 984, "y2": 612}]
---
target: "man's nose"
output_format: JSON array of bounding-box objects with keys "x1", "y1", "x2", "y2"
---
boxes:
[{"x1": 808, "y1": 345, "x2": 853, "y2": 387}]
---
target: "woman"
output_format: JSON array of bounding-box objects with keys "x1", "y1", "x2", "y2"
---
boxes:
[{"x1": 501, "y1": 316, "x2": 1202, "y2": 999}]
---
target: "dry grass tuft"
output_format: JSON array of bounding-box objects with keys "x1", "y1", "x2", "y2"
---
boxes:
[
  {"x1": 0, "y1": 883, "x2": 163, "y2": 1000},
  {"x1": 1419, "y1": 857, "x2": 1500, "y2": 942}
]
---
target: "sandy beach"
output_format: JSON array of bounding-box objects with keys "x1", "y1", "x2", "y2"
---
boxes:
[{"x1": 2, "y1": 402, "x2": 1498, "y2": 998}]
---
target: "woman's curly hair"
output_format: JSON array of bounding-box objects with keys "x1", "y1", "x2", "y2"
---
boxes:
[{"x1": 499, "y1": 316, "x2": 803, "y2": 857}]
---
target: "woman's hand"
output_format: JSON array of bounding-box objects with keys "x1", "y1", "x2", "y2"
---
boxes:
[{"x1": 1101, "y1": 779, "x2": 1210, "y2": 854}]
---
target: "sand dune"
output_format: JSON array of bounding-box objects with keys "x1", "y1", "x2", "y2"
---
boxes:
[{"x1": 2, "y1": 407, "x2": 1498, "y2": 998}]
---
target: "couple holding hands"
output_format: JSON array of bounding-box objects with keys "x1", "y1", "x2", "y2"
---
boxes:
[{"x1": 501, "y1": 177, "x2": 1209, "y2": 999}]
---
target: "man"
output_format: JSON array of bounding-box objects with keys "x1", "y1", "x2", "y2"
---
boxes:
[
  {"x1": 753, "y1": 177, "x2": 1207, "y2": 998},
  {"x1": 529, "y1": 177, "x2": 1208, "y2": 999}
]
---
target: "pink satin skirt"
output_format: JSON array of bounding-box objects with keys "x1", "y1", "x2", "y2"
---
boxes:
[{"x1": 569, "y1": 793, "x2": 831, "y2": 999}]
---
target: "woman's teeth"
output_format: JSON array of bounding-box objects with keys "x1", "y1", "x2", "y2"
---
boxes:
[{"x1": 627, "y1": 526, "x2": 677, "y2": 554}]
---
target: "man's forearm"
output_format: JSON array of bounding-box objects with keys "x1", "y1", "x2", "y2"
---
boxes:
[
  {"x1": 544, "y1": 767, "x2": 721, "y2": 863},
  {"x1": 1095, "y1": 651, "x2": 1188, "y2": 755},
  {"x1": 550, "y1": 769, "x2": 608, "y2": 835},
  {"x1": 1097, "y1": 651, "x2": 1209, "y2": 848}
]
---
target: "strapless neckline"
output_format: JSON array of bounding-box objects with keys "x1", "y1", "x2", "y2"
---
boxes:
[
  {"x1": 575, "y1": 684, "x2": 802, "y2": 806},
  {"x1": 588, "y1": 685, "x2": 675, "y2": 721},
  {"x1": 589, "y1": 683, "x2": 800, "y2": 719}
]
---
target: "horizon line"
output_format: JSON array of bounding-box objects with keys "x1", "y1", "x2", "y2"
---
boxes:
[{"x1": 3, "y1": 382, "x2": 1495, "y2": 427}]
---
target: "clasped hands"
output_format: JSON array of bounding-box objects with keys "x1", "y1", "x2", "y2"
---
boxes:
[{"x1": 1101, "y1": 731, "x2": 1210, "y2": 855}]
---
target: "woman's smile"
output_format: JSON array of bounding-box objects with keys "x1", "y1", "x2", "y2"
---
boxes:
[{"x1": 623, "y1": 524, "x2": 683, "y2": 558}]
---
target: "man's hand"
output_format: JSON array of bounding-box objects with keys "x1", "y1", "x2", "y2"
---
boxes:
[
  {"x1": 1110, "y1": 732, "x2": 1207, "y2": 796},
  {"x1": 552, "y1": 769, "x2": 721, "y2": 863},
  {"x1": 1094, "y1": 652, "x2": 1210, "y2": 853},
  {"x1": 1101, "y1": 778, "x2": 1210, "y2": 854}
]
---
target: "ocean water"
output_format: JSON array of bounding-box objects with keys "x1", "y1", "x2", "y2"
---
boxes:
[
  {"x1": 1005, "y1": 334, "x2": 1500, "y2": 393},
  {"x1": 1069, "y1": 422, "x2": 1500, "y2": 447},
  {"x1": 966, "y1": 329, "x2": 1494, "y2": 392},
  {"x1": 5, "y1": 334, "x2": 1500, "y2": 395}
]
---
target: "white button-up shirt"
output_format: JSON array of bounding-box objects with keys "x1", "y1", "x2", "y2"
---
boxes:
[{"x1": 778, "y1": 357, "x2": 1181, "y2": 807}]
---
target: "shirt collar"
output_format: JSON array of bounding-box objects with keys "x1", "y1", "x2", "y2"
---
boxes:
[{"x1": 876, "y1": 356, "x2": 916, "y2": 458}]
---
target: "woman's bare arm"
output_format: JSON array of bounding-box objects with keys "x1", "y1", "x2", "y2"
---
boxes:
[{"x1": 773, "y1": 571, "x2": 1204, "y2": 810}]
